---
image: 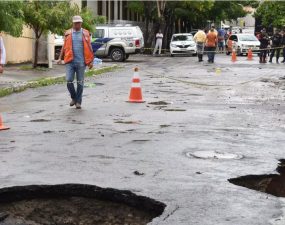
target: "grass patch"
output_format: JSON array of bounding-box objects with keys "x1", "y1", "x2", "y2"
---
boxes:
[
  {"x1": 0, "y1": 65, "x2": 120, "y2": 98},
  {"x1": 19, "y1": 65, "x2": 49, "y2": 72}
]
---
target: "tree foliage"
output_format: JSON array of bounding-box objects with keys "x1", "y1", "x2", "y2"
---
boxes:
[
  {"x1": 255, "y1": 1, "x2": 285, "y2": 28},
  {"x1": 0, "y1": 1, "x2": 24, "y2": 37},
  {"x1": 21, "y1": 0, "x2": 105, "y2": 67}
]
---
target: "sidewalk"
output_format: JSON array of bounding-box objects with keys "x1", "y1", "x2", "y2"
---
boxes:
[
  {"x1": 0, "y1": 62, "x2": 119, "y2": 97},
  {"x1": 0, "y1": 63, "x2": 66, "y2": 89}
]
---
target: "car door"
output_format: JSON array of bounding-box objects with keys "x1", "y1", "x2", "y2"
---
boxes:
[{"x1": 92, "y1": 28, "x2": 107, "y2": 57}]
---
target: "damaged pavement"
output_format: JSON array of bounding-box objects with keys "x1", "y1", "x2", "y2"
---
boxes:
[{"x1": 0, "y1": 55, "x2": 285, "y2": 224}]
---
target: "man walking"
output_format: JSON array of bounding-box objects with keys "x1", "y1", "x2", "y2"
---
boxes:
[
  {"x1": 153, "y1": 29, "x2": 163, "y2": 56},
  {"x1": 269, "y1": 29, "x2": 282, "y2": 64},
  {"x1": 206, "y1": 27, "x2": 218, "y2": 63},
  {"x1": 194, "y1": 29, "x2": 206, "y2": 62},
  {"x1": 259, "y1": 29, "x2": 270, "y2": 63},
  {"x1": 0, "y1": 34, "x2": 6, "y2": 74},
  {"x1": 281, "y1": 30, "x2": 285, "y2": 63},
  {"x1": 58, "y1": 15, "x2": 94, "y2": 109},
  {"x1": 217, "y1": 27, "x2": 226, "y2": 53}
]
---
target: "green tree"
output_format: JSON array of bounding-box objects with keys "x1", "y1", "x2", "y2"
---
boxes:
[
  {"x1": 255, "y1": 1, "x2": 285, "y2": 28},
  {"x1": 22, "y1": 0, "x2": 105, "y2": 68},
  {"x1": 22, "y1": 1, "x2": 76, "y2": 67},
  {"x1": 0, "y1": 1, "x2": 23, "y2": 37}
]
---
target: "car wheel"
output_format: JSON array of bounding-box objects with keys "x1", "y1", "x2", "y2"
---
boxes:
[
  {"x1": 110, "y1": 48, "x2": 125, "y2": 62},
  {"x1": 192, "y1": 53, "x2": 197, "y2": 56}
]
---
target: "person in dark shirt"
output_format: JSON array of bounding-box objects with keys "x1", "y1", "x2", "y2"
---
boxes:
[
  {"x1": 281, "y1": 30, "x2": 285, "y2": 63},
  {"x1": 269, "y1": 29, "x2": 282, "y2": 63},
  {"x1": 259, "y1": 30, "x2": 270, "y2": 63}
]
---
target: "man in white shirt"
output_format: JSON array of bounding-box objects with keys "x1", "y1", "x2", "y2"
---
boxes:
[
  {"x1": 153, "y1": 30, "x2": 163, "y2": 55},
  {"x1": 0, "y1": 35, "x2": 6, "y2": 74}
]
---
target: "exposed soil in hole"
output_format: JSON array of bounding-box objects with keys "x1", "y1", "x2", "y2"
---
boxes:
[
  {"x1": 0, "y1": 184, "x2": 165, "y2": 225},
  {"x1": 229, "y1": 159, "x2": 285, "y2": 197}
]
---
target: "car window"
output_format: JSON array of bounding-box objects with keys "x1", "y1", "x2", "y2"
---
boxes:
[
  {"x1": 229, "y1": 35, "x2": 238, "y2": 42},
  {"x1": 94, "y1": 29, "x2": 105, "y2": 38},
  {"x1": 172, "y1": 35, "x2": 193, "y2": 41},
  {"x1": 239, "y1": 35, "x2": 258, "y2": 41}
]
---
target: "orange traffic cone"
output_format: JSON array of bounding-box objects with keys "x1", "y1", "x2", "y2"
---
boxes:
[
  {"x1": 0, "y1": 114, "x2": 9, "y2": 131},
  {"x1": 247, "y1": 48, "x2": 253, "y2": 61},
  {"x1": 231, "y1": 49, "x2": 237, "y2": 62},
  {"x1": 127, "y1": 67, "x2": 145, "y2": 103}
]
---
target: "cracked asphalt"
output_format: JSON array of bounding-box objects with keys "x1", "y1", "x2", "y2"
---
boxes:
[{"x1": 0, "y1": 54, "x2": 285, "y2": 225}]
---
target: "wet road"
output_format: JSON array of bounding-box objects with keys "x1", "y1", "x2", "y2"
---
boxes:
[{"x1": 1, "y1": 54, "x2": 285, "y2": 225}]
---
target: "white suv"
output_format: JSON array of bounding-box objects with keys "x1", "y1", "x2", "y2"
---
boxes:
[
  {"x1": 92, "y1": 25, "x2": 144, "y2": 62},
  {"x1": 170, "y1": 33, "x2": 197, "y2": 57}
]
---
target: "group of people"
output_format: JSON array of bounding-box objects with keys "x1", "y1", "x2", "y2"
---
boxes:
[
  {"x1": 258, "y1": 28, "x2": 285, "y2": 64},
  {"x1": 193, "y1": 26, "x2": 222, "y2": 63}
]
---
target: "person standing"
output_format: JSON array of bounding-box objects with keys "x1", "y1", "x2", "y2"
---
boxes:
[
  {"x1": 153, "y1": 30, "x2": 163, "y2": 55},
  {"x1": 193, "y1": 29, "x2": 206, "y2": 62},
  {"x1": 269, "y1": 29, "x2": 282, "y2": 63},
  {"x1": 0, "y1": 34, "x2": 6, "y2": 74},
  {"x1": 280, "y1": 30, "x2": 285, "y2": 63},
  {"x1": 217, "y1": 28, "x2": 226, "y2": 53},
  {"x1": 259, "y1": 30, "x2": 270, "y2": 63},
  {"x1": 58, "y1": 15, "x2": 94, "y2": 109},
  {"x1": 206, "y1": 28, "x2": 218, "y2": 63}
]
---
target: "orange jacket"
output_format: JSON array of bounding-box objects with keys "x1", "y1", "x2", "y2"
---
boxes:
[{"x1": 62, "y1": 28, "x2": 94, "y2": 65}]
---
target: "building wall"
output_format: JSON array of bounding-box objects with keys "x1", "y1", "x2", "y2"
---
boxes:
[{"x1": 2, "y1": 27, "x2": 33, "y2": 64}]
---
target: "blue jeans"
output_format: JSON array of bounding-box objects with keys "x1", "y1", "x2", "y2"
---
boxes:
[
  {"x1": 207, "y1": 47, "x2": 216, "y2": 62},
  {"x1": 66, "y1": 62, "x2": 86, "y2": 104}
]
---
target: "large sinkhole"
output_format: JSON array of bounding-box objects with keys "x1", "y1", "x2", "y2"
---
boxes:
[
  {"x1": 229, "y1": 159, "x2": 285, "y2": 197},
  {"x1": 0, "y1": 184, "x2": 166, "y2": 225}
]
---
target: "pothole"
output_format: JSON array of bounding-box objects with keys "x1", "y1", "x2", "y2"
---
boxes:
[
  {"x1": 186, "y1": 150, "x2": 243, "y2": 160},
  {"x1": 0, "y1": 184, "x2": 165, "y2": 225},
  {"x1": 164, "y1": 109, "x2": 186, "y2": 112},
  {"x1": 229, "y1": 159, "x2": 285, "y2": 197},
  {"x1": 114, "y1": 120, "x2": 141, "y2": 124},
  {"x1": 148, "y1": 101, "x2": 169, "y2": 105},
  {"x1": 30, "y1": 119, "x2": 51, "y2": 122}
]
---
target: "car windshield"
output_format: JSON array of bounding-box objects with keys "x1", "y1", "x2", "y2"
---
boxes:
[
  {"x1": 239, "y1": 35, "x2": 258, "y2": 41},
  {"x1": 172, "y1": 35, "x2": 193, "y2": 41}
]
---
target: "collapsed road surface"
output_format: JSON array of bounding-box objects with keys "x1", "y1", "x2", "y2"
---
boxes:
[{"x1": 0, "y1": 55, "x2": 285, "y2": 225}]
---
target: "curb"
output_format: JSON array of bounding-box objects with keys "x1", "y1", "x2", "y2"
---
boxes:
[{"x1": 0, "y1": 65, "x2": 120, "y2": 98}]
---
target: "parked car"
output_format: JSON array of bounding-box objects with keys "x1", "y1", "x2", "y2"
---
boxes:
[
  {"x1": 226, "y1": 34, "x2": 260, "y2": 56},
  {"x1": 170, "y1": 33, "x2": 197, "y2": 57},
  {"x1": 91, "y1": 25, "x2": 144, "y2": 62}
]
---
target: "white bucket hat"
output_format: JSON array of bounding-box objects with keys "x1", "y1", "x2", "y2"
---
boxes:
[{"x1": 72, "y1": 15, "x2": 83, "y2": 23}]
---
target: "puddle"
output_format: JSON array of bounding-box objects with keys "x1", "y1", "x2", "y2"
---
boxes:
[
  {"x1": 187, "y1": 150, "x2": 243, "y2": 160},
  {"x1": 229, "y1": 159, "x2": 285, "y2": 197},
  {"x1": 148, "y1": 101, "x2": 169, "y2": 105},
  {"x1": 0, "y1": 184, "x2": 165, "y2": 225},
  {"x1": 84, "y1": 82, "x2": 105, "y2": 88}
]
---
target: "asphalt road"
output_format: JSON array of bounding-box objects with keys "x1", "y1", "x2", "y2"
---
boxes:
[{"x1": 1, "y1": 54, "x2": 285, "y2": 225}]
